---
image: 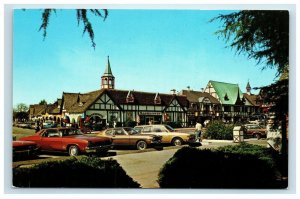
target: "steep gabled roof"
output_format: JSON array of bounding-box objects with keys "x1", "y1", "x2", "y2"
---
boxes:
[
  {"x1": 62, "y1": 88, "x2": 188, "y2": 114},
  {"x1": 106, "y1": 89, "x2": 188, "y2": 107},
  {"x1": 209, "y1": 80, "x2": 243, "y2": 105},
  {"x1": 180, "y1": 90, "x2": 220, "y2": 104},
  {"x1": 44, "y1": 99, "x2": 63, "y2": 114},
  {"x1": 62, "y1": 90, "x2": 104, "y2": 113},
  {"x1": 29, "y1": 104, "x2": 47, "y2": 116},
  {"x1": 243, "y1": 93, "x2": 260, "y2": 106}
]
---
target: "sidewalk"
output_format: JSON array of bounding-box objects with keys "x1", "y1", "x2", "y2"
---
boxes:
[{"x1": 201, "y1": 138, "x2": 268, "y2": 147}]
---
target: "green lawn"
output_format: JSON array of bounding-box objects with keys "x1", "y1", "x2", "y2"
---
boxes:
[{"x1": 13, "y1": 127, "x2": 35, "y2": 140}]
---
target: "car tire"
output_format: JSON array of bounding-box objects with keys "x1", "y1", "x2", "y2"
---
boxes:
[
  {"x1": 68, "y1": 145, "x2": 79, "y2": 156},
  {"x1": 136, "y1": 140, "x2": 147, "y2": 150},
  {"x1": 172, "y1": 137, "x2": 183, "y2": 146}
]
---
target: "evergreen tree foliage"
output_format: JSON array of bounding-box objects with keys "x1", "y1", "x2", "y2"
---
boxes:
[{"x1": 39, "y1": 9, "x2": 108, "y2": 48}]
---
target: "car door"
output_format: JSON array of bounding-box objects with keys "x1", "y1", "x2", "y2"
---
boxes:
[
  {"x1": 40, "y1": 129, "x2": 63, "y2": 151},
  {"x1": 126, "y1": 128, "x2": 140, "y2": 146},
  {"x1": 112, "y1": 128, "x2": 130, "y2": 146},
  {"x1": 153, "y1": 126, "x2": 172, "y2": 143}
]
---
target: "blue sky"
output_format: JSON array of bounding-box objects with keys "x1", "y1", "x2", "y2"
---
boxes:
[{"x1": 13, "y1": 9, "x2": 278, "y2": 107}]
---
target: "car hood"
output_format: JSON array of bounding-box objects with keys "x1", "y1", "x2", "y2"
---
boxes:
[{"x1": 65, "y1": 135, "x2": 111, "y2": 142}]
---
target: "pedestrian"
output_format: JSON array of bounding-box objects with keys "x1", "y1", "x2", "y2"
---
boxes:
[
  {"x1": 195, "y1": 120, "x2": 202, "y2": 142},
  {"x1": 35, "y1": 122, "x2": 40, "y2": 132}
]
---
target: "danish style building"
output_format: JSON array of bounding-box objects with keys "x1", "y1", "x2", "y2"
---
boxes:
[{"x1": 29, "y1": 56, "x2": 264, "y2": 128}]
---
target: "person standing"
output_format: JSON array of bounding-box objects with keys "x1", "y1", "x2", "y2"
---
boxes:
[{"x1": 195, "y1": 121, "x2": 202, "y2": 142}]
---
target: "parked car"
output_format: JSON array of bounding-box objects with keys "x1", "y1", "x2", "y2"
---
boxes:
[
  {"x1": 42, "y1": 121, "x2": 57, "y2": 129},
  {"x1": 16, "y1": 122, "x2": 31, "y2": 128},
  {"x1": 13, "y1": 140, "x2": 39, "y2": 160},
  {"x1": 134, "y1": 124, "x2": 196, "y2": 146},
  {"x1": 80, "y1": 126, "x2": 93, "y2": 134},
  {"x1": 243, "y1": 124, "x2": 267, "y2": 139},
  {"x1": 19, "y1": 127, "x2": 112, "y2": 156},
  {"x1": 97, "y1": 127, "x2": 162, "y2": 150}
]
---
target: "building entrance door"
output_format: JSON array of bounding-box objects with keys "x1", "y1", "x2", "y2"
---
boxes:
[{"x1": 145, "y1": 116, "x2": 154, "y2": 125}]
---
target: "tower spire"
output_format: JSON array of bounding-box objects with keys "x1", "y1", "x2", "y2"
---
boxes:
[
  {"x1": 246, "y1": 80, "x2": 251, "y2": 95},
  {"x1": 104, "y1": 56, "x2": 113, "y2": 76},
  {"x1": 101, "y1": 56, "x2": 115, "y2": 89}
]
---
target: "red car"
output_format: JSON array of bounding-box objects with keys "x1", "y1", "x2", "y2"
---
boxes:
[
  {"x1": 19, "y1": 127, "x2": 112, "y2": 156},
  {"x1": 13, "y1": 140, "x2": 39, "y2": 160},
  {"x1": 243, "y1": 124, "x2": 267, "y2": 139}
]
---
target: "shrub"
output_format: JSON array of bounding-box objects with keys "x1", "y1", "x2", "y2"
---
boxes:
[
  {"x1": 214, "y1": 143, "x2": 278, "y2": 168},
  {"x1": 204, "y1": 120, "x2": 234, "y2": 140},
  {"x1": 13, "y1": 157, "x2": 140, "y2": 188},
  {"x1": 158, "y1": 146, "x2": 284, "y2": 188}
]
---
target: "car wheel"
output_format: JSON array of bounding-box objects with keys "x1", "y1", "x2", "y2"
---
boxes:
[
  {"x1": 172, "y1": 137, "x2": 183, "y2": 146},
  {"x1": 136, "y1": 140, "x2": 147, "y2": 150},
  {"x1": 68, "y1": 145, "x2": 79, "y2": 156}
]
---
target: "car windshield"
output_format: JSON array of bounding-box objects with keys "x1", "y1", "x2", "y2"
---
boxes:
[
  {"x1": 124, "y1": 128, "x2": 140, "y2": 135},
  {"x1": 164, "y1": 125, "x2": 175, "y2": 132}
]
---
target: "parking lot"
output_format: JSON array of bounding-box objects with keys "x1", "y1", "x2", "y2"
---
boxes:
[{"x1": 12, "y1": 137, "x2": 267, "y2": 167}]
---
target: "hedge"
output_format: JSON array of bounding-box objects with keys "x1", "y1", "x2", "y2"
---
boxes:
[
  {"x1": 204, "y1": 120, "x2": 234, "y2": 140},
  {"x1": 158, "y1": 145, "x2": 286, "y2": 188},
  {"x1": 13, "y1": 157, "x2": 140, "y2": 188}
]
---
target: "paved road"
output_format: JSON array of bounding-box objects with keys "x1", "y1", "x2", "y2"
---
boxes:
[
  {"x1": 106, "y1": 142, "x2": 231, "y2": 188},
  {"x1": 107, "y1": 147, "x2": 182, "y2": 188}
]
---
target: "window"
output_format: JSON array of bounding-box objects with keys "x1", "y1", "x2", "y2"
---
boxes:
[
  {"x1": 164, "y1": 125, "x2": 175, "y2": 132},
  {"x1": 143, "y1": 126, "x2": 152, "y2": 133},
  {"x1": 105, "y1": 130, "x2": 113, "y2": 136},
  {"x1": 134, "y1": 127, "x2": 143, "y2": 133},
  {"x1": 224, "y1": 106, "x2": 231, "y2": 112},
  {"x1": 152, "y1": 127, "x2": 162, "y2": 132},
  {"x1": 114, "y1": 129, "x2": 126, "y2": 135},
  {"x1": 46, "y1": 130, "x2": 59, "y2": 137}
]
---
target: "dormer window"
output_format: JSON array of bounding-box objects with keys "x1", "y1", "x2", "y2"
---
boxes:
[
  {"x1": 77, "y1": 94, "x2": 85, "y2": 106},
  {"x1": 224, "y1": 93, "x2": 229, "y2": 101},
  {"x1": 126, "y1": 91, "x2": 134, "y2": 103},
  {"x1": 154, "y1": 93, "x2": 161, "y2": 105}
]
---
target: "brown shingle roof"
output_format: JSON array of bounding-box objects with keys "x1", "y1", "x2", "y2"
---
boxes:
[
  {"x1": 29, "y1": 104, "x2": 47, "y2": 116},
  {"x1": 243, "y1": 93, "x2": 260, "y2": 106},
  {"x1": 107, "y1": 89, "x2": 188, "y2": 107},
  {"x1": 180, "y1": 90, "x2": 220, "y2": 104},
  {"x1": 50, "y1": 99, "x2": 62, "y2": 114},
  {"x1": 63, "y1": 89, "x2": 188, "y2": 113},
  {"x1": 62, "y1": 90, "x2": 104, "y2": 113}
]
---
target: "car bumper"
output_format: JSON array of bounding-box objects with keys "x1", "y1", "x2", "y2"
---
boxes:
[
  {"x1": 13, "y1": 148, "x2": 39, "y2": 157},
  {"x1": 85, "y1": 145, "x2": 112, "y2": 153},
  {"x1": 150, "y1": 140, "x2": 162, "y2": 145}
]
